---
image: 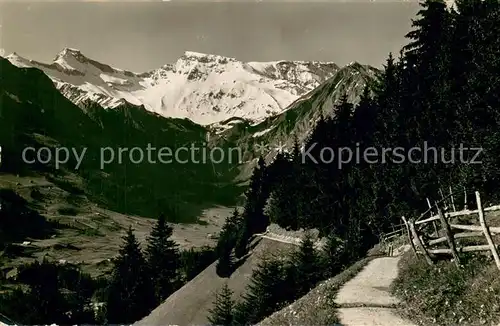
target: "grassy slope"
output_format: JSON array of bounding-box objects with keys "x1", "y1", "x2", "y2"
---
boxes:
[
  {"x1": 393, "y1": 251, "x2": 500, "y2": 326},
  {"x1": 0, "y1": 173, "x2": 233, "y2": 279},
  {"x1": 136, "y1": 236, "x2": 296, "y2": 326},
  {"x1": 392, "y1": 211, "x2": 500, "y2": 326}
]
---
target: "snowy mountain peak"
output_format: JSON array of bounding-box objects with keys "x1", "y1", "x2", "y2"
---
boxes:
[
  {"x1": 51, "y1": 47, "x2": 127, "y2": 76},
  {"x1": 184, "y1": 50, "x2": 205, "y2": 57},
  {"x1": 58, "y1": 47, "x2": 82, "y2": 56},
  {"x1": 6, "y1": 49, "x2": 372, "y2": 125},
  {"x1": 182, "y1": 51, "x2": 236, "y2": 62},
  {"x1": 54, "y1": 48, "x2": 84, "y2": 63},
  {"x1": 5, "y1": 52, "x2": 32, "y2": 68}
]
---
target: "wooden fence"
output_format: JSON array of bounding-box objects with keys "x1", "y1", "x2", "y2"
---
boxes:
[
  {"x1": 402, "y1": 189, "x2": 500, "y2": 270},
  {"x1": 380, "y1": 223, "x2": 406, "y2": 256}
]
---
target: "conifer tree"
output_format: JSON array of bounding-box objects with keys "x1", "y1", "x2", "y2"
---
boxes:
[
  {"x1": 322, "y1": 231, "x2": 346, "y2": 278},
  {"x1": 293, "y1": 233, "x2": 321, "y2": 297},
  {"x1": 215, "y1": 209, "x2": 241, "y2": 275},
  {"x1": 216, "y1": 235, "x2": 234, "y2": 277},
  {"x1": 106, "y1": 227, "x2": 156, "y2": 324},
  {"x1": 145, "y1": 214, "x2": 181, "y2": 303},
  {"x1": 216, "y1": 208, "x2": 241, "y2": 252},
  {"x1": 243, "y1": 157, "x2": 270, "y2": 234},
  {"x1": 234, "y1": 157, "x2": 270, "y2": 258},
  {"x1": 266, "y1": 153, "x2": 299, "y2": 229},
  {"x1": 233, "y1": 221, "x2": 251, "y2": 259},
  {"x1": 208, "y1": 283, "x2": 235, "y2": 326},
  {"x1": 233, "y1": 258, "x2": 288, "y2": 325}
]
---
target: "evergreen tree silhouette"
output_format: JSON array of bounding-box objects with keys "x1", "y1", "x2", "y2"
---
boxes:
[
  {"x1": 105, "y1": 227, "x2": 156, "y2": 324},
  {"x1": 233, "y1": 258, "x2": 288, "y2": 325},
  {"x1": 208, "y1": 283, "x2": 235, "y2": 326},
  {"x1": 234, "y1": 157, "x2": 270, "y2": 257},
  {"x1": 145, "y1": 213, "x2": 181, "y2": 303},
  {"x1": 322, "y1": 231, "x2": 346, "y2": 278},
  {"x1": 293, "y1": 233, "x2": 321, "y2": 297}
]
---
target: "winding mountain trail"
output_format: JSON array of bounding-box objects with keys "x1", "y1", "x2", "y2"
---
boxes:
[{"x1": 335, "y1": 253, "x2": 416, "y2": 326}]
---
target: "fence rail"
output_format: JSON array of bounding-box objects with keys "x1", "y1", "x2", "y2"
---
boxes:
[
  {"x1": 380, "y1": 223, "x2": 406, "y2": 256},
  {"x1": 402, "y1": 189, "x2": 500, "y2": 270}
]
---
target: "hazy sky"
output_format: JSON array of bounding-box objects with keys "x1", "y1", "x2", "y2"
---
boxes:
[{"x1": 0, "y1": 1, "x2": 421, "y2": 72}]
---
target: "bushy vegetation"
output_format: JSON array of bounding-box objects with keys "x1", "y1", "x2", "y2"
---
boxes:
[
  {"x1": 0, "y1": 209, "x2": 217, "y2": 325},
  {"x1": 0, "y1": 189, "x2": 56, "y2": 248},
  {"x1": 179, "y1": 245, "x2": 217, "y2": 282},
  {"x1": 0, "y1": 260, "x2": 102, "y2": 325},
  {"x1": 259, "y1": 257, "x2": 374, "y2": 326},
  {"x1": 393, "y1": 251, "x2": 500, "y2": 326}
]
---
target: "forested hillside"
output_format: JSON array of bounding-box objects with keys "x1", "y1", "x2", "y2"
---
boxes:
[{"x1": 209, "y1": 0, "x2": 500, "y2": 324}]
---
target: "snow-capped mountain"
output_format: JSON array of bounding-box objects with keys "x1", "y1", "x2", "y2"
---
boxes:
[
  {"x1": 212, "y1": 61, "x2": 380, "y2": 178},
  {"x1": 6, "y1": 48, "x2": 340, "y2": 125}
]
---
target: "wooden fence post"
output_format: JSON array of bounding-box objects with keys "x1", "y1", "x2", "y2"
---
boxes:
[
  {"x1": 402, "y1": 216, "x2": 417, "y2": 255},
  {"x1": 427, "y1": 198, "x2": 439, "y2": 236},
  {"x1": 409, "y1": 218, "x2": 434, "y2": 265},
  {"x1": 464, "y1": 187, "x2": 468, "y2": 210},
  {"x1": 450, "y1": 186, "x2": 457, "y2": 212},
  {"x1": 437, "y1": 205, "x2": 461, "y2": 268},
  {"x1": 476, "y1": 191, "x2": 500, "y2": 271},
  {"x1": 439, "y1": 188, "x2": 448, "y2": 210}
]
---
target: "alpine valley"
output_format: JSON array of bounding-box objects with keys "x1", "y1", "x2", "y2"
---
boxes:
[{"x1": 0, "y1": 48, "x2": 378, "y2": 280}]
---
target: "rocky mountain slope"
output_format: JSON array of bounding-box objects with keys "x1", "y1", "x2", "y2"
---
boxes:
[
  {"x1": 6, "y1": 49, "x2": 340, "y2": 125},
  {"x1": 211, "y1": 62, "x2": 380, "y2": 178}
]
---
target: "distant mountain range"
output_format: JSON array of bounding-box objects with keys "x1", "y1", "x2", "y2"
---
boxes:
[{"x1": 6, "y1": 49, "x2": 342, "y2": 125}]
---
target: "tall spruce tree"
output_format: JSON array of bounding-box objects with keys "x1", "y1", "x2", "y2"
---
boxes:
[
  {"x1": 216, "y1": 208, "x2": 241, "y2": 252},
  {"x1": 293, "y1": 233, "x2": 321, "y2": 297},
  {"x1": 145, "y1": 214, "x2": 181, "y2": 303},
  {"x1": 266, "y1": 152, "x2": 299, "y2": 229},
  {"x1": 244, "y1": 157, "x2": 270, "y2": 234},
  {"x1": 322, "y1": 231, "x2": 346, "y2": 278},
  {"x1": 235, "y1": 157, "x2": 270, "y2": 258},
  {"x1": 233, "y1": 258, "x2": 288, "y2": 325},
  {"x1": 106, "y1": 227, "x2": 156, "y2": 324},
  {"x1": 233, "y1": 221, "x2": 251, "y2": 259},
  {"x1": 208, "y1": 283, "x2": 235, "y2": 326},
  {"x1": 216, "y1": 235, "x2": 234, "y2": 277},
  {"x1": 216, "y1": 208, "x2": 241, "y2": 274}
]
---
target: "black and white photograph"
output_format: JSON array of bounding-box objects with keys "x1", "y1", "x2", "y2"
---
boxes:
[{"x1": 1, "y1": 0, "x2": 500, "y2": 325}]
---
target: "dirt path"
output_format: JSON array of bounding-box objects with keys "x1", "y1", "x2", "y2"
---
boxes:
[
  {"x1": 257, "y1": 233, "x2": 301, "y2": 245},
  {"x1": 255, "y1": 232, "x2": 323, "y2": 249},
  {"x1": 335, "y1": 254, "x2": 416, "y2": 326}
]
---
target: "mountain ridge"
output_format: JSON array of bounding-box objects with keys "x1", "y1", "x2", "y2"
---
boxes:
[
  {"x1": 5, "y1": 48, "x2": 346, "y2": 126},
  {"x1": 2, "y1": 49, "x2": 380, "y2": 182}
]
